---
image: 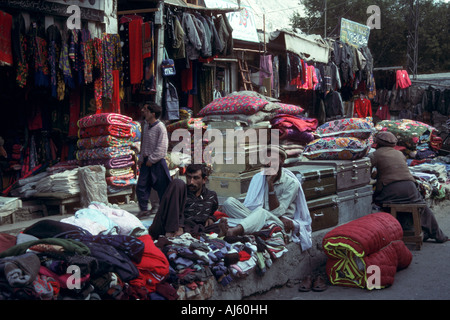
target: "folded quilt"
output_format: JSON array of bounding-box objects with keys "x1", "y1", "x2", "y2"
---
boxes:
[
  {"x1": 77, "y1": 135, "x2": 133, "y2": 150},
  {"x1": 106, "y1": 167, "x2": 134, "y2": 177},
  {"x1": 80, "y1": 155, "x2": 134, "y2": 169},
  {"x1": 78, "y1": 124, "x2": 132, "y2": 139},
  {"x1": 322, "y1": 212, "x2": 412, "y2": 290},
  {"x1": 130, "y1": 121, "x2": 142, "y2": 142},
  {"x1": 76, "y1": 146, "x2": 133, "y2": 161},
  {"x1": 106, "y1": 175, "x2": 137, "y2": 187},
  {"x1": 77, "y1": 113, "x2": 132, "y2": 128}
]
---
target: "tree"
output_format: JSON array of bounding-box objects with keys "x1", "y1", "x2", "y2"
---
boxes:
[{"x1": 291, "y1": 0, "x2": 450, "y2": 73}]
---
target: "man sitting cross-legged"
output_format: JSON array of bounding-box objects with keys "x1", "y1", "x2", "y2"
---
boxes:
[
  {"x1": 148, "y1": 164, "x2": 219, "y2": 239},
  {"x1": 219, "y1": 145, "x2": 313, "y2": 251}
]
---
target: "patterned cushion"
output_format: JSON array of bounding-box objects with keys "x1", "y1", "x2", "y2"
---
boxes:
[
  {"x1": 317, "y1": 118, "x2": 374, "y2": 140},
  {"x1": 274, "y1": 103, "x2": 304, "y2": 115},
  {"x1": 303, "y1": 137, "x2": 370, "y2": 160},
  {"x1": 198, "y1": 95, "x2": 269, "y2": 117},
  {"x1": 375, "y1": 119, "x2": 435, "y2": 150}
]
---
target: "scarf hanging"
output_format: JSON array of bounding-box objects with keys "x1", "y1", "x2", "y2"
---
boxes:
[
  {"x1": 111, "y1": 70, "x2": 121, "y2": 114},
  {"x1": 59, "y1": 42, "x2": 74, "y2": 89},
  {"x1": 128, "y1": 17, "x2": 143, "y2": 85},
  {"x1": 102, "y1": 33, "x2": 114, "y2": 100},
  {"x1": 0, "y1": 11, "x2": 13, "y2": 66},
  {"x1": 93, "y1": 37, "x2": 103, "y2": 112},
  {"x1": 81, "y1": 29, "x2": 94, "y2": 84}
]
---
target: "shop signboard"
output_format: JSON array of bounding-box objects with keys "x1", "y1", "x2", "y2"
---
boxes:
[
  {"x1": 204, "y1": 0, "x2": 259, "y2": 43},
  {"x1": 340, "y1": 18, "x2": 370, "y2": 48}
]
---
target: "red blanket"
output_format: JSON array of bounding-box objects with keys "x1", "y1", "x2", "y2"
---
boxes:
[
  {"x1": 129, "y1": 235, "x2": 169, "y2": 294},
  {"x1": 322, "y1": 212, "x2": 412, "y2": 289}
]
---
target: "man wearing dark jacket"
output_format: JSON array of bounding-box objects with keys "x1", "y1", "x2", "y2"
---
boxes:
[
  {"x1": 148, "y1": 164, "x2": 218, "y2": 239},
  {"x1": 369, "y1": 131, "x2": 448, "y2": 243}
]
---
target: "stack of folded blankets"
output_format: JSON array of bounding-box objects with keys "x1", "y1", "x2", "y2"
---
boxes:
[
  {"x1": 35, "y1": 168, "x2": 80, "y2": 195},
  {"x1": 76, "y1": 113, "x2": 137, "y2": 192},
  {"x1": 270, "y1": 114, "x2": 318, "y2": 166},
  {"x1": 166, "y1": 117, "x2": 207, "y2": 167}
]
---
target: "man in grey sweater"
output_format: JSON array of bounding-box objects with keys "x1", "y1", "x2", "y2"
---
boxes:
[{"x1": 136, "y1": 102, "x2": 172, "y2": 218}]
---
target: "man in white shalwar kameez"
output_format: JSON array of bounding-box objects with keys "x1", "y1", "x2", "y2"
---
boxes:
[{"x1": 220, "y1": 145, "x2": 312, "y2": 251}]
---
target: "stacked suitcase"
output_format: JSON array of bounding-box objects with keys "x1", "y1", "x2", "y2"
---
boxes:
[
  {"x1": 206, "y1": 121, "x2": 271, "y2": 204},
  {"x1": 289, "y1": 157, "x2": 373, "y2": 231}
]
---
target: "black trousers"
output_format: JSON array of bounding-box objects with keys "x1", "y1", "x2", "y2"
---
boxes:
[{"x1": 149, "y1": 179, "x2": 186, "y2": 239}]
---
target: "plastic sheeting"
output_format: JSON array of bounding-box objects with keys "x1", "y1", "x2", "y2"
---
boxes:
[{"x1": 78, "y1": 165, "x2": 108, "y2": 208}]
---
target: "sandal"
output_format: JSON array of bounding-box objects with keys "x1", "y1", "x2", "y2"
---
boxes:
[
  {"x1": 298, "y1": 275, "x2": 312, "y2": 292},
  {"x1": 312, "y1": 275, "x2": 328, "y2": 292}
]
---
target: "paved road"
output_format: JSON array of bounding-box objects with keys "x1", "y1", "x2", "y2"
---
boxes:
[{"x1": 246, "y1": 200, "x2": 450, "y2": 300}]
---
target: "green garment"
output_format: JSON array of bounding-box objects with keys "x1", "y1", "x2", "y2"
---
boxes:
[{"x1": 0, "y1": 238, "x2": 91, "y2": 258}]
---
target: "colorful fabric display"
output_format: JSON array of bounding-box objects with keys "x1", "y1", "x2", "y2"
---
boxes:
[
  {"x1": 77, "y1": 135, "x2": 133, "y2": 150},
  {"x1": 78, "y1": 124, "x2": 132, "y2": 139},
  {"x1": 198, "y1": 95, "x2": 269, "y2": 116},
  {"x1": 80, "y1": 155, "x2": 134, "y2": 169},
  {"x1": 270, "y1": 114, "x2": 318, "y2": 145},
  {"x1": 76, "y1": 146, "x2": 133, "y2": 161},
  {"x1": 316, "y1": 117, "x2": 375, "y2": 140},
  {"x1": 303, "y1": 137, "x2": 370, "y2": 160},
  {"x1": 375, "y1": 119, "x2": 436, "y2": 150}
]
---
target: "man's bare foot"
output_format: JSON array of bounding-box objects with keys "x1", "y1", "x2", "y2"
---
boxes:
[
  {"x1": 226, "y1": 224, "x2": 244, "y2": 237},
  {"x1": 218, "y1": 218, "x2": 229, "y2": 237},
  {"x1": 166, "y1": 228, "x2": 184, "y2": 238}
]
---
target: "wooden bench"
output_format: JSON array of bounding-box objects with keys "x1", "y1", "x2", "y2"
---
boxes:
[{"x1": 32, "y1": 189, "x2": 133, "y2": 216}]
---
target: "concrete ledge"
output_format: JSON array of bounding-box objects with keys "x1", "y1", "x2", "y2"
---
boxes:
[{"x1": 209, "y1": 227, "x2": 332, "y2": 300}]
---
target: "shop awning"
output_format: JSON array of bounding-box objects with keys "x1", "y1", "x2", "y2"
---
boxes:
[{"x1": 269, "y1": 28, "x2": 331, "y2": 64}]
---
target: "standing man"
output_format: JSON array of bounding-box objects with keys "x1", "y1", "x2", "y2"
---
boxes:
[{"x1": 136, "y1": 102, "x2": 172, "y2": 218}]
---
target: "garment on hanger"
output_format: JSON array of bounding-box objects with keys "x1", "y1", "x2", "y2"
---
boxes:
[
  {"x1": 396, "y1": 70, "x2": 411, "y2": 89},
  {"x1": 259, "y1": 55, "x2": 273, "y2": 88},
  {"x1": 354, "y1": 97, "x2": 372, "y2": 118}
]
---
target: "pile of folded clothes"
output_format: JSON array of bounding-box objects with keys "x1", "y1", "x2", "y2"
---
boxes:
[
  {"x1": 0, "y1": 203, "x2": 292, "y2": 300},
  {"x1": 0, "y1": 202, "x2": 170, "y2": 300},
  {"x1": 76, "y1": 113, "x2": 137, "y2": 193}
]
